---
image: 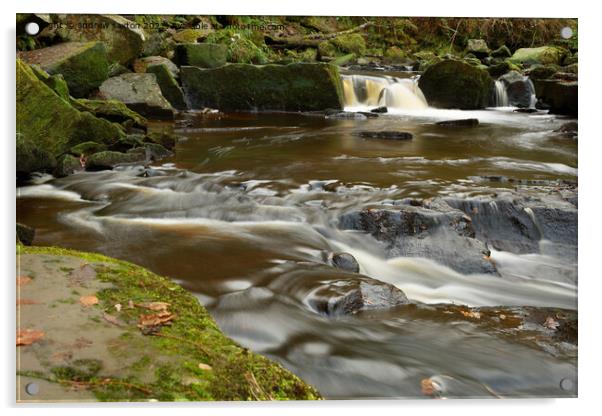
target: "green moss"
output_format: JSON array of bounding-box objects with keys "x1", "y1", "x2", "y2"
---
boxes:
[
  {"x1": 70, "y1": 141, "x2": 107, "y2": 156},
  {"x1": 331, "y1": 34, "x2": 366, "y2": 56},
  {"x1": 172, "y1": 29, "x2": 207, "y2": 43},
  {"x1": 205, "y1": 29, "x2": 270, "y2": 64},
  {"x1": 18, "y1": 245, "x2": 321, "y2": 401},
  {"x1": 509, "y1": 46, "x2": 567, "y2": 66},
  {"x1": 181, "y1": 62, "x2": 344, "y2": 111},
  {"x1": 70, "y1": 98, "x2": 148, "y2": 128},
  {"x1": 17, "y1": 59, "x2": 124, "y2": 163},
  {"x1": 146, "y1": 64, "x2": 187, "y2": 110},
  {"x1": 174, "y1": 43, "x2": 227, "y2": 68},
  {"x1": 16, "y1": 134, "x2": 56, "y2": 175}
]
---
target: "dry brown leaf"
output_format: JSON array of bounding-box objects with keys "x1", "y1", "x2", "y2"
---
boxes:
[
  {"x1": 16, "y1": 276, "x2": 32, "y2": 286},
  {"x1": 17, "y1": 298, "x2": 40, "y2": 305},
  {"x1": 421, "y1": 378, "x2": 441, "y2": 397},
  {"x1": 138, "y1": 310, "x2": 176, "y2": 328},
  {"x1": 460, "y1": 310, "x2": 481, "y2": 320},
  {"x1": 198, "y1": 363, "x2": 213, "y2": 371},
  {"x1": 17, "y1": 329, "x2": 45, "y2": 346},
  {"x1": 103, "y1": 313, "x2": 122, "y2": 327},
  {"x1": 136, "y1": 301, "x2": 171, "y2": 312},
  {"x1": 79, "y1": 295, "x2": 99, "y2": 307},
  {"x1": 543, "y1": 316, "x2": 560, "y2": 330}
]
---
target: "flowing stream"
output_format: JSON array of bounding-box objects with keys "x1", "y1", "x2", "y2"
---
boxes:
[{"x1": 16, "y1": 72, "x2": 578, "y2": 399}]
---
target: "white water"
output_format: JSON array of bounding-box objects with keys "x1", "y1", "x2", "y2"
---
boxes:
[
  {"x1": 493, "y1": 80, "x2": 509, "y2": 107},
  {"x1": 342, "y1": 74, "x2": 428, "y2": 111}
]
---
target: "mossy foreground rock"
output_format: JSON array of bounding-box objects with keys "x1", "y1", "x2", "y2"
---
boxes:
[
  {"x1": 99, "y1": 73, "x2": 175, "y2": 120},
  {"x1": 509, "y1": 46, "x2": 567, "y2": 66},
  {"x1": 19, "y1": 41, "x2": 109, "y2": 97},
  {"x1": 174, "y1": 43, "x2": 227, "y2": 68},
  {"x1": 16, "y1": 59, "x2": 124, "y2": 174},
  {"x1": 16, "y1": 246, "x2": 320, "y2": 402},
  {"x1": 181, "y1": 63, "x2": 344, "y2": 111},
  {"x1": 46, "y1": 14, "x2": 145, "y2": 65},
  {"x1": 418, "y1": 60, "x2": 494, "y2": 109}
]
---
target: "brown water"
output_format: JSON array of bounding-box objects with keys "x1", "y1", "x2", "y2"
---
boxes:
[{"x1": 17, "y1": 99, "x2": 577, "y2": 398}]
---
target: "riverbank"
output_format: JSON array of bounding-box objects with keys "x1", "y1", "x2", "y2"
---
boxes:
[{"x1": 16, "y1": 244, "x2": 320, "y2": 402}]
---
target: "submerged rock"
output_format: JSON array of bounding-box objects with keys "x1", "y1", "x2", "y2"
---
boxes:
[
  {"x1": 99, "y1": 73, "x2": 175, "y2": 120},
  {"x1": 19, "y1": 41, "x2": 109, "y2": 97},
  {"x1": 181, "y1": 63, "x2": 344, "y2": 112},
  {"x1": 418, "y1": 60, "x2": 494, "y2": 109},
  {"x1": 355, "y1": 131, "x2": 413, "y2": 140},
  {"x1": 435, "y1": 118, "x2": 479, "y2": 127},
  {"x1": 499, "y1": 70, "x2": 535, "y2": 108},
  {"x1": 307, "y1": 276, "x2": 409, "y2": 316},
  {"x1": 339, "y1": 200, "x2": 497, "y2": 275},
  {"x1": 329, "y1": 252, "x2": 360, "y2": 273},
  {"x1": 370, "y1": 106, "x2": 388, "y2": 113}
]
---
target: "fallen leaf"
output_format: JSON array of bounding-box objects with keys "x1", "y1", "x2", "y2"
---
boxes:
[
  {"x1": 138, "y1": 310, "x2": 176, "y2": 329},
  {"x1": 16, "y1": 276, "x2": 32, "y2": 286},
  {"x1": 460, "y1": 310, "x2": 481, "y2": 320},
  {"x1": 103, "y1": 313, "x2": 122, "y2": 326},
  {"x1": 543, "y1": 316, "x2": 560, "y2": 330},
  {"x1": 198, "y1": 363, "x2": 213, "y2": 371},
  {"x1": 499, "y1": 314, "x2": 506, "y2": 320},
  {"x1": 79, "y1": 295, "x2": 99, "y2": 307},
  {"x1": 17, "y1": 299, "x2": 40, "y2": 305},
  {"x1": 114, "y1": 303, "x2": 122, "y2": 312},
  {"x1": 17, "y1": 329, "x2": 45, "y2": 346},
  {"x1": 136, "y1": 302, "x2": 170, "y2": 312},
  {"x1": 421, "y1": 378, "x2": 442, "y2": 397}
]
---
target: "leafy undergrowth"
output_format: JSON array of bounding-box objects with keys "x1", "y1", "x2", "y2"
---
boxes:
[{"x1": 18, "y1": 245, "x2": 321, "y2": 402}]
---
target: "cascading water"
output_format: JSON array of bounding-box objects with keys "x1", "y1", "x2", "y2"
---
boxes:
[
  {"x1": 341, "y1": 74, "x2": 428, "y2": 110},
  {"x1": 492, "y1": 75, "x2": 538, "y2": 109},
  {"x1": 493, "y1": 80, "x2": 509, "y2": 107}
]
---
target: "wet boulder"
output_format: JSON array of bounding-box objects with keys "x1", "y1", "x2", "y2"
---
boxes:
[
  {"x1": 16, "y1": 59, "x2": 125, "y2": 175},
  {"x1": 528, "y1": 64, "x2": 560, "y2": 81},
  {"x1": 133, "y1": 56, "x2": 179, "y2": 77},
  {"x1": 499, "y1": 70, "x2": 535, "y2": 108},
  {"x1": 16, "y1": 223, "x2": 35, "y2": 246},
  {"x1": 181, "y1": 63, "x2": 344, "y2": 111},
  {"x1": 42, "y1": 14, "x2": 145, "y2": 65},
  {"x1": 355, "y1": 131, "x2": 413, "y2": 140},
  {"x1": 339, "y1": 201, "x2": 498, "y2": 275},
  {"x1": 509, "y1": 46, "x2": 567, "y2": 66},
  {"x1": 146, "y1": 64, "x2": 187, "y2": 110},
  {"x1": 19, "y1": 41, "x2": 109, "y2": 97},
  {"x1": 329, "y1": 252, "x2": 360, "y2": 273},
  {"x1": 418, "y1": 60, "x2": 494, "y2": 109},
  {"x1": 16, "y1": 135, "x2": 56, "y2": 178},
  {"x1": 465, "y1": 39, "x2": 490, "y2": 58},
  {"x1": 99, "y1": 73, "x2": 175, "y2": 120},
  {"x1": 55, "y1": 154, "x2": 83, "y2": 177},
  {"x1": 307, "y1": 276, "x2": 409, "y2": 316},
  {"x1": 436, "y1": 118, "x2": 479, "y2": 127},
  {"x1": 86, "y1": 150, "x2": 146, "y2": 171},
  {"x1": 532, "y1": 79, "x2": 577, "y2": 116},
  {"x1": 174, "y1": 43, "x2": 227, "y2": 68}
]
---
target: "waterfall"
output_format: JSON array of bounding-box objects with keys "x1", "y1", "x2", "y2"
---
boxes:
[
  {"x1": 341, "y1": 74, "x2": 428, "y2": 110},
  {"x1": 525, "y1": 77, "x2": 537, "y2": 109},
  {"x1": 493, "y1": 80, "x2": 509, "y2": 107}
]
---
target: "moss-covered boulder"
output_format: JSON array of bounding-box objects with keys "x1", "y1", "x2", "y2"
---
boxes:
[
  {"x1": 146, "y1": 64, "x2": 187, "y2": 110},
  {"x1": 70, "y1": 141, "x2": 107, "y2": 156},
  {"x1": 466, "y1": 39, "x2": 490, "y2": 58},
  {"x1": 528, "y1": 64, "x2": 560, "y2": 80},
  {"x1": 86, "y1": 150, "x2": 145, "y2": 171},
  {"x1": 181, "y1": 63, "x2": 344, "y2": 111},
  {"x1": 509, "y1": 46, "x2": 567, "y2": 66},
  {"x1": 17, "y1": 246, "x2": 320, "y2": 401},
  {"x1": 174, "y1": 43, "x2": 227, "y2": 68},
  {"x1": 418, "y1": 60, "x2": 494, "y2": 109},
  {"x1": 16, "y1": 135, "x2": 56, "y2": 177},
  {"x1": 55, "y1": 154, "x2": 83, "y2": 177},
  {"x1": 99, "y1": 73, "x2": 175, "y2": 120},
  {"x1": 17, "y1": 59, "x2": 124, "y2": 169},
  {"x1": 172, "y1": 28, "x2": 210, "y2": 43},
  {"x1": 532, "y1": 80, "x2": 577, "y2": 116},
  {"x1": 19, "y1": 41, "x2": 109, "y2": 97},
  {"x1": 69, "y1": 98, "x2": 148, "y2": 129},
  {"x1": 133, "y1": 56, "x2": 179, "y2": 77},
  {"x1": 46, "y1": 14, "x2": 145, "y2": 65}
]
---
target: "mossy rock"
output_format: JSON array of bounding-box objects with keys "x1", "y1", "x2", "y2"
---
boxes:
[
  {"x1": 55, "y1": 154, "x2": 83, "y2": 177},
  {"x1": 509, "y1": 46, "x2": 568, "y2": 66},
  {"x1": 17, "y1": 245, "x2": 321, "y2": 401},
  {"x1": 99, "y1": 73, "x2": 174, "y2": 120},
  {"x1": 331, "y1": 34, "x2": 367, "y2": 56},
  {"x1": 331, "y1": 53, "x2": 356, "y2": 66},
  {"x1": 19, "y1": 41, "x2": 109, "y2": 97},
  {"x1": 70, "y1": 98, "x2": 148, "y2": 128},
  {"x1": 418, "y1": 60, "x2": 494, "y2": 109},
  {"x1": 49, "y1": 14, "x2": 145, "y2": 65},
  {"x1": 532, "y1": 79, "x2": 577, "y2": 116},
  {"x1": 466, "y1": 39, "x2": 490, "y2": 57},
  {"x1": 133, "y1": 56, "x2": 179, "y2": 77},
  {"x1": 181, "y1": 62, "x2": 344, "y2": 112},
  {"x1": 146, "y1": 64, "x2": 187, "y2": 110},
  {"x1": 86, "y1": 150, "x2": 145, "y2": 171},
  {"x1": 16, "y1": 134, "x2": 57, "y2": 176},
  {"x1": 70, "y1": 141, "x2": 107, "y2": 156},
  {"x1": 318, "y1": 41, "x2": 337, "y2": 58},
  {"x1": 174, "y1": 43, "x2": 227, "y2": 68},
  {"x1": 17, "y1": 59, "x2": 124, "y2": 166},
  {"x1": 528, "y1": 64, "x2": 561, "y2": 80},
  {"x1": 384, "y1": 46, "x2": 406, "y2": 63},
  {"x1": 204, "y1": 29, "x2": 270, "y2": 64},
  {"x1": 172, "y1": 28, "x2": 209, "y2": 43},
  {"x1": 487, "y1": 60, "x2": 522, "y2": 78},
  {"x1": 492, "y1": 45, "x2": 512, "y2": 58}
]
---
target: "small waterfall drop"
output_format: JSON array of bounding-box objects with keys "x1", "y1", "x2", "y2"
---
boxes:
[
  {"x1": 493, "y1": 80, "x2": 509, "y2": 107},
  {"x1": 341, "y1": 74, "x2": 428, "y2": 110}
]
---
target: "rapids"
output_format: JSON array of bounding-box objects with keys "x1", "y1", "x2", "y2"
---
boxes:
[{"x1": 16, "y1": 80, "x2": 578, "y2": 398}]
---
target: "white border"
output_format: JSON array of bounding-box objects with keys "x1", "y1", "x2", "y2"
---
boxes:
[{"x1": 3, "y1": 1, "x2": 599, "y2": 415}]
